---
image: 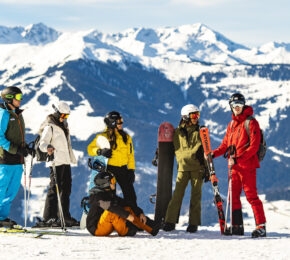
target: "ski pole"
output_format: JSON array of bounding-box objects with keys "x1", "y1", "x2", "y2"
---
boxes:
[
  {"x1": 25, "y1": 142, "x2": 35, "y2": 228},
  {"x1": 49, "y1": 153, "x2": 67, "y2": 231},
  {"x1": 23, "y1": 158, "x2": 27, "y2": 228},
  {"x1": 25, "y1": 155, "x2": 34, "y2": 228}
]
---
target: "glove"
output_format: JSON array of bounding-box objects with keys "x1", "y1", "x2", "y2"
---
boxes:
[
  {"x1": 16, "y1": 146, "x2": 29, "y2": 157},
  {"x1": 97, "y1": 148, "x2": 112, "y2": 158},
  {"x1": 203, "y1": 167, "x2": 210, "y2": 183},
  {"x1": 127, "y1": 169, "x2": 135, "y2": 184}
]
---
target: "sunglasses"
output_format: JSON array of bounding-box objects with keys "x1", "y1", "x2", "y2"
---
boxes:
[
  {"x1": 5, "y1": 93, "x2": 23, "y2": 101},
  {"x1": 231, "y1": 102, "x2": 244, "y2": 108},
  {"x1": 60, "y1": 113, "x2": 69, "y2": 119},
  {"x1": 189, "y1": 112, "x2": 200, "y2": 120},
  {"x1": 116, "y1": 119, "x2": 123, "y2": 125}
]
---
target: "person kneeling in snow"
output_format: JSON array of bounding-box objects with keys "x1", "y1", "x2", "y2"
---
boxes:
[{"x1": 86, "y1": 171, "x2": 160, "y2": 237}]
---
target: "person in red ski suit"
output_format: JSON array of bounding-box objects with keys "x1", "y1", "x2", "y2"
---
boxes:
[{"x1": 210, "y1": 93, "x2": 266, "y2": 238}]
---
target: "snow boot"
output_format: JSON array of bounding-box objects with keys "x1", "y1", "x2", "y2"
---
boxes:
[
  {"x1": 162, "y1": 222, "x2": 175, "y2": 232},
  {"x1": 0, "y1": 218, "x2": 17, "y2": 228},
  {"x1": 252, "y1": 224, "x2": 266, "y2": 238},
  {"x1": 186, "y1": 225, "x2": 198, "y2": 233}
]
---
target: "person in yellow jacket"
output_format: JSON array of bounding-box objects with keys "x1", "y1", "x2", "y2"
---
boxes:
[{"x1": 88, "y1": 111, "x2": 137, "y2": 207}]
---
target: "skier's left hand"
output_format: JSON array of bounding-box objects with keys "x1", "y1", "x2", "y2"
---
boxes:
[
  {"x1": 139, "y1": 213, "x2": 147, "y2": 224},
  {"x1": 127, "y1": 169, "x2": 135, "y2": 184},
  {"x1": 228, "y1": 157, "x2": 236, "y2": 166}
]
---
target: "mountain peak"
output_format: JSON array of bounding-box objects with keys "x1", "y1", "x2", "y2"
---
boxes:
[{"x1": 0, "y1": 23, "x2": 60, "y2": 45}]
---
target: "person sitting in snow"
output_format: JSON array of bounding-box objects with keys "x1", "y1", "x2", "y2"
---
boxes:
[{"x1": 86, "y1": 171, "x2": 160, "y2": 237}]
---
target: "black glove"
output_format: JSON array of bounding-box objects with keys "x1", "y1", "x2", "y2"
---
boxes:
[
  {"x1": 16, "y1": 146, "x2": 29, "y2": 157},
  {"x1": 97, "y1": 148, "x2": 112, "y2": 158},
  {"x1": 203, "y1": 167, "x2": 210, "y2": 183},
  {"x1": 127, "y1": 169, "x2": 135, "y2": 184}
]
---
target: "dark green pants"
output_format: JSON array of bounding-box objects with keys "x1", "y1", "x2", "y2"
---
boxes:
[{"x1": 165, "y1": 169, "x2": 203, "y2": 225}]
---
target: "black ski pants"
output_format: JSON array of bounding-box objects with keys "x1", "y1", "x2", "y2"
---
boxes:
[
  {"x1": 107, "y1": 165, "x2": 137, "y2": 208},
  {"x1": 43, "y1": 164, "x2": 72, "y2": 221}
]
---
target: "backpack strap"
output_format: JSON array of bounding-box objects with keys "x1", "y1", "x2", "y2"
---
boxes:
[{"x1": 244, "y1": 116, "x2": 254, "y2": 147}]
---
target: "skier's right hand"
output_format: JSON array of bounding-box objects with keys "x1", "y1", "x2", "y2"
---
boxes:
[
  {"x1": 204, "y1": 152, "x2": 214, "y2": 159},
  {"x1": 16, "y1": 146, "x2": 29, "y2": 157},
  {"x1": 47, "y1": 144, "x2": 55, "y2": 155},
  {"x1": 97, "y1": 148, "x2": 112, "y2": 158}
]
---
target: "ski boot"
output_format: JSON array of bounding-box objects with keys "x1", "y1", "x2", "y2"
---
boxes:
[
  {"x1": 162, "y1": 222, "x2": 175, "y2": 232},
  {"x1": 0, "y1": 218, "x2": 17, "y2": 228},
  {"x1": 186, "y1": 225, "x2": 198, "y2": 233},
  {"x1": 224, "y1": 225, "x2": 244, "y2": 235},
  {"x1": 64, "y1": 217, "x2": 80, "y2": 227},
  {"x1": 33, "y1": 217, "x2": 60, "y2": 228},
  {"x1": 252, "y1": 224, "x2": 266, "y2": 238}
]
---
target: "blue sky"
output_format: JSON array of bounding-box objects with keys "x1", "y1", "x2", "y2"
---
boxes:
[{"x1": 0, "y1": 0, "x2": 289, "y2": 47}]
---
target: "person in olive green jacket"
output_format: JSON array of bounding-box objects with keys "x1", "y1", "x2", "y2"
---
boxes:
[{"x1": 163, "y1": 104, "x2": 209, "y2": 233}]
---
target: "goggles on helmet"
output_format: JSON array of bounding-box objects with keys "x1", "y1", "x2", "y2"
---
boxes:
[
  {"x1": 5, "y1": 93, "x2": 23, "y2": 101},
  {"x1": 189, "y1": 112, "x2": 200, "y2": 120},
  {"x1": 231, "y1": 101, "x2": 244, "y2": 108},
  {"x1": 60, "y1": 113, "x2": 69, "y2": 119}
]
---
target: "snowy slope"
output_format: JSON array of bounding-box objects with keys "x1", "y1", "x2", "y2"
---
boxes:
[{"x1": 1, "y1": 196, "x2": 290, "y2": 260}]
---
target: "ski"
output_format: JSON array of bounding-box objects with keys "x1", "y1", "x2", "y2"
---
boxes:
[
  {"x1": 1, "y1": 227, "x2": 67, "y2": 236},
  {"x1": 200, "y1": 127, "x2": 227, "y2": 234},
  {"x1": 0, "y1": 227, "x2": 43, "y2": 238}
]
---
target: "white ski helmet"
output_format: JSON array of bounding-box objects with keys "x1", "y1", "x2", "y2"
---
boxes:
[
  {"x1": 181, "y1": 104, "x2": 199, "y2": 117},
  {"x1": 53, "y1": 101, "x2": 70, "y2": 114}
]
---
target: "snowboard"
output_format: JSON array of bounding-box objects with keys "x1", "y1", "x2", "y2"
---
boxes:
[
  {"x1": 154, "y1": 122, "x2": 175, "y2": 223},
  {"x1": 199, "y1": 127, "x2": 227, "y2": 234},
  {"x1": 80, "y1": 135, "x2": 110, "y2": 230}
]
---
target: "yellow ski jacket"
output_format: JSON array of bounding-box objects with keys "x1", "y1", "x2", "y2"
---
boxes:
[{"x1": 87, "y1": 130, "x2": 135, "y2": 170}]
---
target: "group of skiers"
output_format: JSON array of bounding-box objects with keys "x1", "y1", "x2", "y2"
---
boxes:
[{"x1": 0, "y1": 85, "x2": 266, "y2": 238}]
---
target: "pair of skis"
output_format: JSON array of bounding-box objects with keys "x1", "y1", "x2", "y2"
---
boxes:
[{"x1": 200, "y1": 127, "x2": 227, "y2": 235}]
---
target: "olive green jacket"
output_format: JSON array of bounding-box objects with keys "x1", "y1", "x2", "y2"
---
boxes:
[{"x1": 173, "y1": 123, "x2": 204, "y2": 171}]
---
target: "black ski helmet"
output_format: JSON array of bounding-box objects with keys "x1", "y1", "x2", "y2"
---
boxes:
[
  {"x1": 229, "y1": 93, "x2": 246, "y2": 106},
  {"x1": 104, "y1": 111, "x2": 122, "y2": 128},
  {"x1": 93, "y1": 171, "x2": 115, "y2": 190},
  {"x1": 1, "y1": 86, "x2": 23, "y2": 104}
]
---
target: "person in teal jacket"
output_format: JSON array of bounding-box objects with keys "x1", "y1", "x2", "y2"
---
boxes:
[{"x1": 0, "y1": 86, "x2": 31, "y2": 228}]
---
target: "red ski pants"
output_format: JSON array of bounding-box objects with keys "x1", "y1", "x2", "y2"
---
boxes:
[{"x1": 230, "y1": 168, "x2": 266, "y2": 225}]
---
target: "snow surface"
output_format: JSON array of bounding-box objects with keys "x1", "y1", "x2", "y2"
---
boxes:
[{"x1": 1, "y1": 196, "x2": 289, "y2": 260}]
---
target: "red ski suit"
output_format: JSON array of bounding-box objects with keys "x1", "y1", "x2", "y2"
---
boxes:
[{"x1": 213, "y1": 106, "x2": 266, "y2": 225}]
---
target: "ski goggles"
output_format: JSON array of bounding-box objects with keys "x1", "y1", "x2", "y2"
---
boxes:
[
  {"x1": 231, "y1": 101, "x2": 244, "y2": 108},
  {"x1": 116, "y1": 118, "x2": 123, "y2": 125},
  {"x1": 189, "y1": 112, "x2": 200, "y2": 120},
  {"x1": 60, "y1": 113, "x2": 69, "y2": 119},
  {"x1": 5, "y1": 93, "x2": 23, "y2": 101}
]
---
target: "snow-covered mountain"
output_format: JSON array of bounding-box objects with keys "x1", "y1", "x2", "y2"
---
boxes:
[{"x1": 0, "y1": 23, "x2": 289, "y2": 226}]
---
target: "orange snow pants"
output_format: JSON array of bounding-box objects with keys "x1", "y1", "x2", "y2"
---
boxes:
[{"x1": 94, "y1": 207, "x2": 152, "y2": 236}]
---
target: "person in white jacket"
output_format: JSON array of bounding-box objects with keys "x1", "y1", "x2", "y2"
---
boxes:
[{"x1": 34, "y1": 101, "x2": 78, "y2": 227}]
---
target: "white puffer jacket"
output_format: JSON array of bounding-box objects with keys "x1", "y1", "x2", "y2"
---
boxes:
[{"x1": 39, "y1": 118, "x2": 77, "y2": 167}]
